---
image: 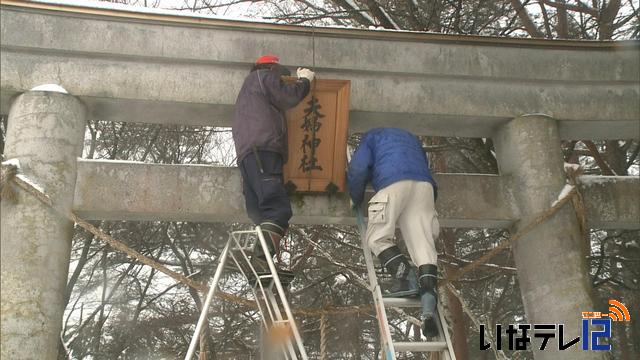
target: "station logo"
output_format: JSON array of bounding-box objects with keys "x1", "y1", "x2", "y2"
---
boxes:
[{"x1": 479, "y1": 299, "x2": 631, "y2": 352}]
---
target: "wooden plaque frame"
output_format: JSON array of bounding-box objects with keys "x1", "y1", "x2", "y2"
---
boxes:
[{"x1": 283, "y1": 78, "x2": 351, "y2": 193}]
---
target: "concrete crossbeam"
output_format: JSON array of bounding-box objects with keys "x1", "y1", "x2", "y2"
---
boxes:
[
  {"x1": 579, "y1": 176, "x2": 640, "y2": 230},
  {"x1": 2, "y1": 3, "x2": 639, "y2": 139},
  {"x1": 72, "y1": 160, "x2": 516, "y2": 227},
  {"x1": 72, "y1": 160, "x2": 639, "y2": 229}
]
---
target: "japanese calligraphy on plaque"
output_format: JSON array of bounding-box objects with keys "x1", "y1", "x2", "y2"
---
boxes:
[
  {"x1": 283, "y1": 78, "x2": 351, "y2": 193},
  {"x1": 299, "y1": 96, "x2": 324, "y2": 173}
]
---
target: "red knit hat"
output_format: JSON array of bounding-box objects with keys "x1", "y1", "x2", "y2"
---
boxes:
[{"x1": 255, "y1": 54, "x2": 279, "y2": 65}]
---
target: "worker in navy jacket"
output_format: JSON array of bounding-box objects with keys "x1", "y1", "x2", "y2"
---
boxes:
[
  {"x1": 233, "y1": 54, "x2": 314, "y2": 274},
  {"x1": 347, "y1": 127, "x2": 440, "y2": 337}
]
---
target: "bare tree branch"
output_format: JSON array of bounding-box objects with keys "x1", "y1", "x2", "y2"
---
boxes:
[
  {"x1": 361, "y1": 0, "x2": 397, "y2": 29},
  {"x1": 541, "y1": 0, "x2": 599, "y2": 17},
  {"x1": 583, "y1": 140, "x2": 618, "y2": 175},
  {"x1": 510, "y1": 0, "x2": 545, "y2": 37}
]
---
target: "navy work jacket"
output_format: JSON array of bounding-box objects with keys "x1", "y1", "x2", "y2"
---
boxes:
[
  {"x1": 233, "y1": 65, "x2": 310, "y2": 164},
  {"x1": 347, "y1": 127, "x2": 437, "y2": 206}
]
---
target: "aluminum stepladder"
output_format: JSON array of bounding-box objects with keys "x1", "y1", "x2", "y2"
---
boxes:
[
  {"x1": 355, "y1": 208, "x2": 456, "y2": 360},
  {"x1": 185, "y1": 226, "x2": 308, "y2": 360}
]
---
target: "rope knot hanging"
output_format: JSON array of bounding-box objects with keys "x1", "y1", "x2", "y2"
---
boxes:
[{"x1": 320, "y1": 308, "x2": 329, "y2": 360}]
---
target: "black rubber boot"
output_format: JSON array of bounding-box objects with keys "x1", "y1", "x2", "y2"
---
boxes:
[
  {"x1": 418, "y1": 264, "x2": 439, "y2": 337},
  {"x1": 253, "y1": 221, "x2": 284, "y2": 259},
  {"x1": 378, "y1": 246, "x2": 419, "y2": 298},
  {"x1": 250, "y1": 222, "x2": 294, "y2": 282}
]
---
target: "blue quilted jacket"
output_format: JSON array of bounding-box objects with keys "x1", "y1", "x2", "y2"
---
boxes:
[{"x1": 347, "y1": 128, "x2": 437, "y2": 205}]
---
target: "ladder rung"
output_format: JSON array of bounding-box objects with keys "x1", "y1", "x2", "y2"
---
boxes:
[
  {"x1": 394, "y1": 341, "x2": 447, "y2": 352},
  {"x1": 382, "y1": 297, "x2": 421, "y2": 308},
  {"x1": 231, "y1": 247, "x2": 253, "y2": 251}
]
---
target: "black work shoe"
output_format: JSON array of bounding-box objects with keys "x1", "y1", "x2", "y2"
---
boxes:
[{"x1": 421, "y1": 312, "x2": 439, "y2": 338}]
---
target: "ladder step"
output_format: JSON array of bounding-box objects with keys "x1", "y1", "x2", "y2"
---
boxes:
[
  {"x1": 382, "y1": 297, "x2": 421, "y2": 308},
  {"x1": 231, "y1": 248, "x2": 254, "y2": 252},
  {"x1": 394, "y1": 341, "x2": 448, "y2": 352},
  {"x1": 272, "y1": 320, "x2": 291, "y2": 326}
]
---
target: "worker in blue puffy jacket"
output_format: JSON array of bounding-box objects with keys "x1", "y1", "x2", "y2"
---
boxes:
[{"x1": 347, "y1": 127, "x2": 440, "y2": 337}]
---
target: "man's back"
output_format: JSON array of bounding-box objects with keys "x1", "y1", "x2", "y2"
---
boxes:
[
  {"x1": 347, "y1": 128, "x2": 441, "y2": 338},
  {"x1": 232, "y1": 66, "x2": 310, "y2": 164},
  {"x1": 347, "y1": 127, "x2": 436, "y2": 206}
]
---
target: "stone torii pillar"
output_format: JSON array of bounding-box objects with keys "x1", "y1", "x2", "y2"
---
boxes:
[
  {"x1": 494, "y1": 114, "x2": 604, "y2": 360},
  {"x1": 1, "y1": 90, "x2": 86, "y2": 359}
]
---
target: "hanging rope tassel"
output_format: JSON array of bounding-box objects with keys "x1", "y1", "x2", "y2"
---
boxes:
[{"x1": 320, "y1": 311, "x2": 329, "y2": 360}]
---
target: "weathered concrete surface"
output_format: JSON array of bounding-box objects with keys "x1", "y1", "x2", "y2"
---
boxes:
[
  {"x1": 72, "y1": 160, "x2": 639, "y2": 229},
  {"x1": 579, "y1": 176, "x2": 640, "y2": 229},
  {"x1": 1, "y1": 91, "x2": 86, "y2": 359},
  {"x1": 1, "y1": 3, "x2": 638, "y2": 139},
  {"x1": 494, "y1": 115, "x2": 603, "y2": 360},
  {"x1": 73, "y1": 160, "x2": 516, "y2": 227}
]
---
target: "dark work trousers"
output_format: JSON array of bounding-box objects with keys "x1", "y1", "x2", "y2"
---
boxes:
[{"x1": 239, "y1": 151, "x2": 292, "y2": 230}]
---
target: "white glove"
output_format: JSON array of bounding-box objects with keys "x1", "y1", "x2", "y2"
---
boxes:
[{"x1": 297, "y1": 67, "x2": 315, "y2": 82}]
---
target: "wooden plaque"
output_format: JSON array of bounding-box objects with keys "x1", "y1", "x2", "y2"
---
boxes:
[{"x1": 283, "y1": 78, "x2": 351, "y2": 193}]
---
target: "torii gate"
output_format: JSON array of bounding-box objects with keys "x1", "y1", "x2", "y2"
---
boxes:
[{"x1": 1, "y1": 1, "x2": 638, "y2": 359}]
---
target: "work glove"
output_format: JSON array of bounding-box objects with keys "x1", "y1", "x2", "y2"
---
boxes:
[{"x1": 297, "y1": 67, "x2": 315, "y2": 82}]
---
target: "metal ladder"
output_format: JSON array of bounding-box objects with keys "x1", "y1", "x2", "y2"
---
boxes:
[
  {"x1": 185, "y1": 226, "x2": 308, "y2": 360},
  {"x1": 355, "y1": 208, "x2": 456, "y2": 360}
]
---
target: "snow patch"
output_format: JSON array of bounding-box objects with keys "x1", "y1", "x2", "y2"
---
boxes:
[
  {"x1": 30, "y1": 84, "x2": 68, "y2": 94},
  {"x1": 80, "y1": 158, "x2": 145, "y2": 165},
  {"x1": 15, "y1": 174, "x2": 46, "y2": 194},
  {"x1": 519, "y1": 113, "x2": 553, "y2": 118},
  {"x1": 78, "y1": 158, "x2": 231, "y2": 167},
  {"x1": 563, "y1": 162, "x2": 580, "y2": 172},
  {"x1": 2, "y1": 158, "x2": 21, "y2": 168},
  {"x1": 1, "y1": 158, "x2": 48, "y2": 196},
  {"x1": 578, "y1": 175, "x2": 632, "y2": 186},
  {"x1": 551, "y1": 184, "x2": 574, "y2": 207},
  {"x1": 334, "y1": 274, "x2": 347, "y2": 286}
]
